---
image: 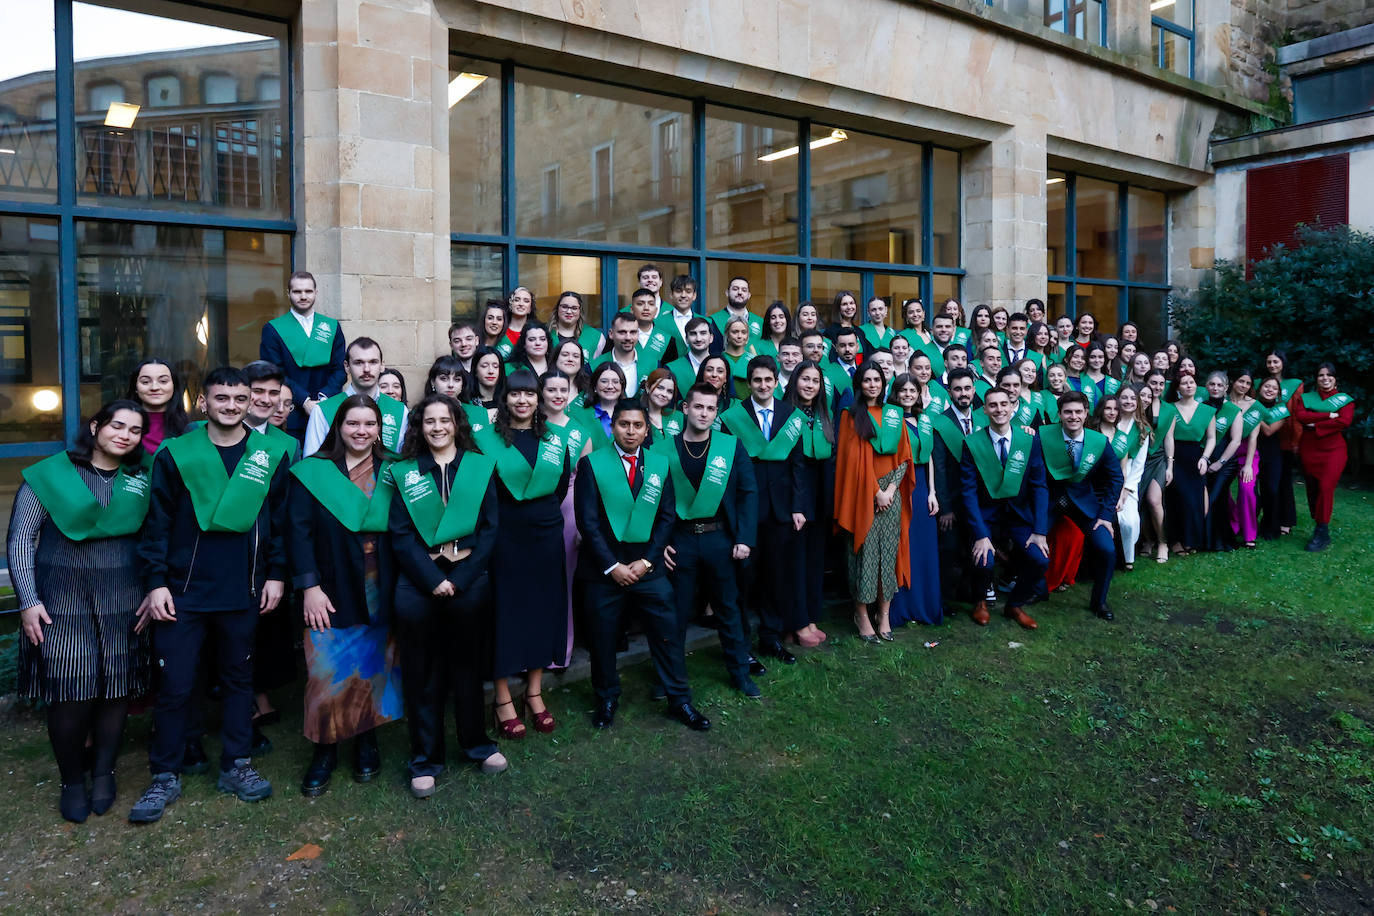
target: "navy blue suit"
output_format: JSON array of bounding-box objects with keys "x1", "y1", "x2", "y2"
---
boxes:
[
  {"x1": 260, "y1": 318, "x2": 347, "y2": 438},
  {"x1": 959, "y1": 431, "x2": 1049, "y2": 607},
  {"x1": 1044, "y1": 431, "x2": 1124, "y2": 612}
]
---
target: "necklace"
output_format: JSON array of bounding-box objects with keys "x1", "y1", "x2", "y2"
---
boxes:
[{"x1": 683, "y1": 436, "x2": 710, "y2": 459}]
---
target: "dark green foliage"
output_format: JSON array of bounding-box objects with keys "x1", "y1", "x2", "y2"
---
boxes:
[{"x1": 1172, "y1": 224, "x2": 1374, "y2": 434}]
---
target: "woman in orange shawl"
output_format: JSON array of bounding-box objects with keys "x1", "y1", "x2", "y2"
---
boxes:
[{"x1": 834, "y1": 361, "x2": 916, "y2": 644}]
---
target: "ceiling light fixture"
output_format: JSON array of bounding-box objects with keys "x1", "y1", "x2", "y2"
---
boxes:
[
  {"x1": 758, "y1": 128, "x2": 848, "y2": 162},
  {"x1": 448, "y1": 73, "x2": 488, "y2": 108}
]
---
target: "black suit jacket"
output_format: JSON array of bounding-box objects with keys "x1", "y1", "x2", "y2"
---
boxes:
[
  {"x1": 722, "y1": 401, "x2": 811, "y2": 525},
  {"x1": 259, "y1": 319, "x2": 347, "y2": 434},
  {"x1": 671, "y1": 436, "x2": 759, "y2": 548},
  {"x1": 1045, "y1": 434, "x2": 1125, "y2": 524},
  {"x1": 574, "y1": 450, "x2": 677, "y2": 581}
]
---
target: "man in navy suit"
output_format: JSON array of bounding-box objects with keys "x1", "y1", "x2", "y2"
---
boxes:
[
  {"x1": 959, "y1": 387, "x2": 1049, "y2": 629},
  {"x1": 662, "y1": 384, "x2": 762, "y2": 697},
  {"x1": 575, "y1": 400, "x2": 710, "y2": 731},
  {"x1": 258, "y1": 271, "x2": 346, "y2": 442},
  {"x1": 720, "y1": 356, "x2": 811, "y2": 663},
  {"x1": 1040, "y1": 391, "x2": 1124, "y2": 620}
]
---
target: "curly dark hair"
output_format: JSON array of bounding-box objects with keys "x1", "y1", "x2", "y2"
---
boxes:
[{"x1": 399, "y1": 394, "x2": 479, "y2": 458}]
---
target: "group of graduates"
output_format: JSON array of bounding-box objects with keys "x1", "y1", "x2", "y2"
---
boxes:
[{"x1": 8, "y1": 265, "x2": 1356, "y2": 826}]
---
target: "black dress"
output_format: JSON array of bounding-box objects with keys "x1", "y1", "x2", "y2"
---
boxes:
[{"x1": 491, "y1": 429, "x2": 572, "y2": 678}]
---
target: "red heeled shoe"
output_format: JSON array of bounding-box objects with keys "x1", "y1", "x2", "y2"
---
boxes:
[
  {"x1": 525, "y1": 693, "x2": 556, "y2": 734},
  {"x1": 493, "y1": 700, "x2": 526, "y2": 739}
]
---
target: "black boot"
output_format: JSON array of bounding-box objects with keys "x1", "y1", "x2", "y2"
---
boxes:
[
  {"x1": 60, "y1": 782, "x2": 90, "y2": 824},
  {"x1": 1306, "y1": 524, "x2": 1331, "y2": 552},
  {"x1": 352, "y1": 732, "x2": 380, "y2": 783},
  {"x1": 300, "y1": 743, "x2": 337, "y2": 797}
]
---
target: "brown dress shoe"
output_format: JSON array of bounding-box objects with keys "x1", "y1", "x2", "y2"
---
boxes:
[
  {"x1": 970, "y1": 601, "x2": 990, "y2": 626},
  {"x1": 1005, "y1": 605, "x2": 1038, "y2": 629}
]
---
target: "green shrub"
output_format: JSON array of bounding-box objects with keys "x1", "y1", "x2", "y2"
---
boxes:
[{"x1": 1171, "y1": 224, "x2": 1374, "y2": 435}]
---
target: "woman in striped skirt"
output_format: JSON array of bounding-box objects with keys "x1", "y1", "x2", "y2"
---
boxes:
[{"x1": 8, "y1": 400, "x2": 152, "y2": 822}]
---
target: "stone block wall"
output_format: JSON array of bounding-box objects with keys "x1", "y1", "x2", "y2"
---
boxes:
[{"x1": 1286, "y1": 0, "x2": 1374, "y2": 41}]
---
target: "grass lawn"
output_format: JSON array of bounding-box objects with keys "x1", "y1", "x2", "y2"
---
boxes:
[{"x1": 0, "y1": 486, "x2": 1371, "y2": 914}]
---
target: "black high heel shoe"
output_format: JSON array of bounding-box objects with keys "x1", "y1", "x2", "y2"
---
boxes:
[{"x1": 60, "y1": 782, "x2": 90, "y2": 823}]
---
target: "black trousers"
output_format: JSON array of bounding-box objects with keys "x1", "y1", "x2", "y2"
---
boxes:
[
  {"x1": 970, "y1": 523, "x2": 1049, "y2": 608},
  {"x1": 1257, "y1": 436, "x2": 1283, "y2": 539},
  {"x1": 1279, "y1": 448, "x2": 1299, "y2": 529},
  {"x1": 745, "y1": 519, "x2": 803, "y2": 640},
  {"x1": 393, "y1": 574, "x2": 497, "y2": 778},
  {"x1": 584, "y1": 575, "x2": 690, "y2": 704},
  {"x1": 936, "y1": 516, "x2": 973, "y2": 604},
  {"x1": 669, "y1": 526, "x2": 750, "y2": 681},
  {"x1": 1206, "y1": 459, "x2": 1240, "y2": 551},
  {"x1": 149, "y1": 606, "x2": 258, "y2": 774},
  {"x1": 1054, "y1": 506, "x2": 1116, "y2": 611},
  {"x1": 797, "y1": 520, "x2": 827, "y2": 626}
]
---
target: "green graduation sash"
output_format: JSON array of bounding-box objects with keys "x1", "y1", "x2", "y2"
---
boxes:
[
  {"x1": 391, "y1": 452, "x2": 496, "y2": 547},
  {"x1": 1148, "y1": 402, "x2": 1177, "y2": 455},
  {"x1": 952, "y1": 327, "x2": 971, "y2": 347},
  {"x1": 721, "y1": 403, "x2": 803, "y2": 461},
  {"x1": 318, "y1": 392, "x2": 408, "y2": 452},
  {"x1": 925, "y1": 382, "x2": 950, "y2": 416},
  {"x1": 21, "y1": 451, "x2": 151, "y2": 541},
  {"x1": 1108, "y1": 423, "x2": 1141, "y2": 461},
  {"x1": 1103, "y1": 376, "x2": 1122, "y2": 396},
  {"x1": 665, "y1": 433, "x2": 736, "y2": 519},
  {"x1": 666, "y1": 356, "x2": 701, "y2": 396},
  {"x1": 1012, "y1": 396, "x2": 1038, "y2": 428},
  {"x1": 552, "y1": 325, "x2": 604, "y2": 362},
  {"x1": 860, "y1": 324, "x2": 895, "y2": 351},
  {"x1": 905, "y1": 413, "x2": 935, "y2": 465},
  {"x1": 646, "y1": 412, "x2": 684, "y2": 451},
  {"x1": 1301, "y1": 391, "x2": 1353, "y2": 412},
  {"x1": 546, "y1": 418, "x2": 591, "y2": 462},
  {"x1": 754, "y1": 339, "x2": 779, "y2": 361},
  {"x1": 866, "y1": 405, "x2": 906, "y2": 456},
  {"x1": 1212, "y1": 401, "x2": 1242, "y2": 440},
  {"x1": 1263, "y1": 403, "x2": 1290, "y2": 423},
  {"x1": 974, "y1": 378, "x2": 992, "y2": 400},
  {"x1": 654, "y1": 311, "x2": 693, "y2": 358},
  {"x1": 823, "y1": 362, "x2": 855, "y2": 398},
  {"x1": 929, "y1": 412, "x2": 967, "y2": 460},
  {"x1": 463, "y1": 403, "x2": 494, "y2": 440},
  {"x1": 483, "y1": 427, "x2": 567, "y2": 501},
  {"x1": 1172, "y1": 402, "x2": 1216, "y2": 443},
  {"x1": 1239, "y1": 403, "x2": 1265, "y2": 436},
  {"x1": 899, "y1": 328, "x2": 931, "y2": 350},
  {"x1": 586, "y1": 447, "x2": 669, "y2": 543},
  {"x1": 569, "y1": 405, "x2": 614, "y2": 451},
  {"x1": 965, "y1": 428, "x2": 1034, "y2": 499},
  {"x1": 709, "y1": 308, "x2": 763, "y2": 341},
  {"x1": 268, "y1": 311, "x2": 338, "y2": 368},
  {"x1": 1039, "y1": 424, "x2": 1108, "y2": 482},
  {"x1": 636, "y1": 325, "x2": 672, "y2": 366},
  {"x1": 494, "y1": 335, "x2": 515, "y2": 360},
  {"x1": 289, "y1": 457, "x2": 394, "y2": 532},
  {"x1": 186, "y1": 420, "x2": 297, "y2": 464},
  {"x1": 1280, "y1": 378, "x2": 1301, "y2": 404},
  {"x1": 918, "y1": 341, "x2": 947, "y2": 377},
  {"x1": 800, "y1": 410, "x2": 833, "y2": 460},
  {"x1": 1038, "y1": 391, "x2": 1060, "y2": 424},
  {"x1": 165, "y1": 427, "x2": 283, "y2": 533}
]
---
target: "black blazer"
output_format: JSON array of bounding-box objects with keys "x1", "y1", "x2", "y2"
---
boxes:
[
  {"x1": 1046, "y1": 434, "x2": 1124, "y2": 524},
  {"x1": 287, "y1": 458, "x2": 395, "y2": 628},
  {"x1": 138, "y1": 436, "x2": 290, "y2": 611},
  {"x1": 671, "y1": 436, "x2": 759, "y2": 548},
  {"x1": 259, "y1": 319, "x2": 347, "y2": 435},
  {"x1": 574, "y1": 450, "x2": 677, "y2": 581},
  {"x1": 722, "y1": 400, "x2": 810, "y2": 525},
  {"x1": 387, "y1": 451, "x2": 498, "y2": 594}
]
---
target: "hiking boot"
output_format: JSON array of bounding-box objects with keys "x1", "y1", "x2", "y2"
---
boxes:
[
  {"x1": 128, "y1": 773, "x2": 181, "y2": 824},
  {"x1": 217, "y1": 759, "x2": 272, "y2": 802}
]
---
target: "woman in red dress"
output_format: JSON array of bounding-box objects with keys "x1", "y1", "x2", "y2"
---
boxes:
[{"x1": 1291, "y1": 362, "x2": 1355, "y2": 551}]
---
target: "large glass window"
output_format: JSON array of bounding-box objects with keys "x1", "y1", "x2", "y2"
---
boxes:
[
  {"x1": 1047, "y1": 171, "x2": 1170, "y2": 341},
  {"x1": 1292, "y1": 62, "x2": 1374, "y2": 124},
  {"x1": 811, "y1": 126, "x2": 921, "y2": 264},
  {"x1": 810, "y1": 271, "x2": 862, "y2": 324},
  {"x1": 0, "y1": 215, "x2": 62, "y2": 443},
  {"x1": 1044, "y1": 0, "x2": 1106, "y2": 46},
  {"x1": 513, "y1": 70, "x2": 692, "y2": 248},
  {"x1": 0, "y1": 1, "x2": 59, "y2": 203},
  {"x1": 75, "y1": 222, "x2": 289, "y2": 414},
  {"x1": 448, "y1": 60, "x2": 963, "y2": 334},
  {"x1": 449, "y1": 59, "x2": 502, "y2": 237},
  {"x1": 704, "y1": 106, "x2": 798, "y2": 255},
  {"x1": 1152, "y1": 0, "x2": 1194, "y2": 79},
  {"x1": 450, "y1": 244, "x2": 503, "y2": 322},
  {"x1": 72, "y1": 2, "x2": 289, "y2": 218}
]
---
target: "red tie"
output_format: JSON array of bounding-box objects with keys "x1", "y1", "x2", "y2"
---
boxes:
[{"x1": 623, "y1": 453, "x2": 637, "y2": 486}]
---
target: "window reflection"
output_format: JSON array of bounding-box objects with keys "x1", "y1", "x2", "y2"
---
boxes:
[
  {"x1": 811, "y1": 126, "x2": 921, "y2": 264},
  {"x1": 513, "y1": 70, "x2": 692, "y2": 248},
  {"x1": 449, "y1": 58, "x2": 502, "y2": 236},
  {"x1": 451, "y1": 244, "x2": 504, "y2": 322},
  {"x1": 809, "y1": 271, "x2": 862, "y2": 323},
  {"x1": 615, "y1": 258, "x2": 695, "y2": 314},
  {"x1": 705, "y1": 106, "x2": 798, "y2": 255},
  {"x1": 72, "y1": 1, "x2": 289, "y2": 217},
  {"x1": 517, "y1": 253, "x2": 602, "y2": 327},
  {"x1": 704, "y1": 261, "x2": 799, "y2": 316},
  {"x1": 1075, "y1": 176, "x2": 1119, "y2": 280},
  {"x1": 75, "y1": 221, "x2": 289, "y2": 414},
  {"x1": 1047, "y1": 170, "x2": 1067, "y2": 276},
  {"x1": 931, "y1": 148, "x2": 960, "y2": 268},
  {"x1": 0, "y1": 215, "x2": 62, "y2": 443},
  {"x1": 1128, "y1": 288, "x2": 1168, "y2": 350},
  {"x1": 1075, "y1": 284, "x2": 1119, "y2": 334},
  {"x1": 1127, "y1": 188, "x2": 1167, "y2": 282},
  {"x1": 0, "y1": 0, "x2": 58, "y2": 203}
]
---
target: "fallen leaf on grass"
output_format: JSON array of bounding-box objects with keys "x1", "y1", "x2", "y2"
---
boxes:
[
  {"x1": 1008, "y1": 641, "x2": 1024, "y2": 649},
  {"x1": 286, "y1": 844, "x2": 322, "y2": 861}
]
